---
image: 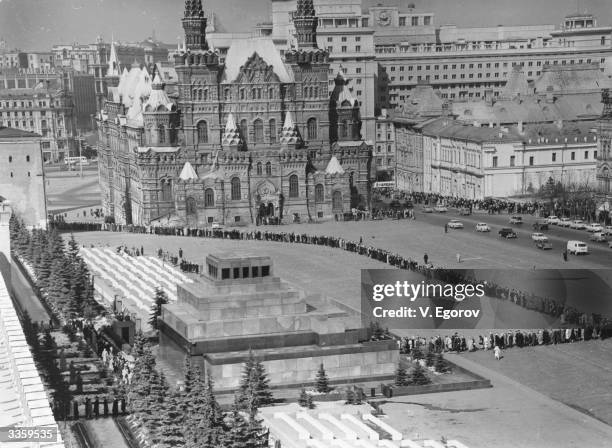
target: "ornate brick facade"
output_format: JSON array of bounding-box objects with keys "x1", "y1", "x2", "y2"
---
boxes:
[{"x1": 97, "y1": 0, "x2": 372, "y2": 226}]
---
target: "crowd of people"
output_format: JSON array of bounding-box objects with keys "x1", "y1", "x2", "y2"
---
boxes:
[
  {"x1": 399, "y1": 326, "x2": 607, "y2": 358},
  {"x1": 156, "y1": 248, "x2": 200, "y2": 274},
  {"x1": 55, "y1": 219, "x2": 611, "y2": 333}
]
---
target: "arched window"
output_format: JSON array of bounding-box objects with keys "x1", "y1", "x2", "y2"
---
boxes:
[
  {"x1": 204, "y1": 188, "x2": 215, "y2": 207},
  {"x1": 161, "y1": 179, "x2": 172, "y2": 201},
  {"x1": 197, "y1": 121, "x2": 208, "y2": 143},
  {"x1": 240, "y1": 89, "x2": 245, "y2": 100},
  {"x1": 332, "y1": 190, "x2": 343, "y2": 212},
  {"x1": 231, "y1": 177, "x2": 241, "y2": 200},
  {"x1": 224, "y1": 88, "x2": 230, "y2": 101},
  {"x1": 340, "y1": 120, "x2": 348, "y2": 138},
  {"x1": 252, "y1": 88, "x2": 257, "y2": 99},
  {"x1": 256, "y1": 162, "x2": 262, "y2": 176},
  {"x1": 289, "y1": 174, "x2": 299, "y2": 198},
  {"x1": 269, "y1": 119, "x2": 277, "y2": 143},
  {"x1": 186, "y1": 197, "x2": 197, "y2": 215},
  {"x1": 203, "y1": 89, "x2": 208, "y2": 101},
  {"x1": 158, "y1": 124, "x2": 165, "y2": 144},
  {"x1": 265, "y1": 162, "x2": 272, "y2": 176},
  {"x1": 254, "y1": 119, "x2": 264, "y2": 143},
  {"x1": 315, "y1": 184, "x2": 324, "y2": 202},
  {"x1": 307, "y1": 118, "x2": 317, "y2": 140},
  {"x1": 269, "y1": 87, "x2": 275, "y2": 99},
  {"x1": 240, "y1": 119, "x2": 248, "y2": 143}
]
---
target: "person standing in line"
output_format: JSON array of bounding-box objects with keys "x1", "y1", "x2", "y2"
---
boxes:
[
  {"x1": 494, "y1": 345, "x2": 501, "y2": 360},
  {"x1": 424, "y1": 253, "x2": 429, "y2": 265}
]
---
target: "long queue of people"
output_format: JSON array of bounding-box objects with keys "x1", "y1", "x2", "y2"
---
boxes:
[
  {"x1": 400, "y1": 327, "x2": 607, "y2": 358},
  {"x1": 55, "y1": 221, "x2": 611, "y2": 332}
]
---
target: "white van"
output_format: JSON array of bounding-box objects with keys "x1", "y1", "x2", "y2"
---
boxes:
[{"x1": 567, "y1": 240, "x2": 588, "y2": 255}]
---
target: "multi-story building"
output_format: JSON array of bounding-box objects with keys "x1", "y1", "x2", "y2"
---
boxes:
[
  {"x1": 96, "y1": 0, "x2": 372, "y2": 226},
  {"x1": 26, "y1": 52, "x2": 54, "y2": 70},
  {"x1": 0, "y1": 77, "x2": 77, "y2": 162},
  {"x1": 0, "y1": 127, "x2": 47, "y2": 228},
  {"x1": 373, "y1": 6, "x2": 612, "y2": 108},
  {"x1": 272, "y1": 0, "x2": 377, "y2": 142},
  {"x1": 597, "y1": 89, "x2": 612, "y2": 214},
  {"x1": 0, "y1": 50, "x2": 27, "y2": 69},
  {"x1": 373, "y1": 109, "x2": 395, "y2": 181},
  {"x1": 394, "y1": 113, "x2": 598, "y2": 199}
]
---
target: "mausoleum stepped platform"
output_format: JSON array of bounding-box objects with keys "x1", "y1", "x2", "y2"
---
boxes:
[{"x1": 159, "y1": 253, "x2": 398, "y2": 390}]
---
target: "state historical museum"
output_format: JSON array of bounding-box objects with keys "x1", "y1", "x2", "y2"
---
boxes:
[{"x1": 96, "y1": 0, "x2": 373, "y2": 226}]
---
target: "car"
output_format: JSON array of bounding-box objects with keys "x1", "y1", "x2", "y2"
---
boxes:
[
  {"x1": 536, "y1": 240, "x2": 553, "y2": 250},
  {"x1": 546, "y1": 215, "x2": 560, "y2": 225},
  {"x1": 589, "y1": 232, "x2": 607, "y2": 242},
  {"x1": 569, "y1": 220, "x2": 586, "y2": 230},
  {"x1": 459, "y1": 207, "x2": 471, "y2": 216},
  {"x1": 586, "y1": 223, "x2": 604, "y2": 233},
  {"x1": 531, "y1": 232, "x2": 548, "y2": 242},
  {"x1": 447, "y1": 219, "x2": 464, "y2": 229},
  {"x1": 423, "y1": 206, "x2": 434, "y2": 213},
  {"x1": 509, "y1": 216, "x2": 523, "y2": 224},
  {"x1": 532, "y1": 219, "x2": 549, "y2": 231},
  {"x1": 499, "y1": 228, "x2": 517, "y2": 239},
  {"x1": 567, "y1": 240, "x2": 588, "y2": 255},
  {"x1": 211, "y1": 222, "x2": 222, "y2": 229},
  {"x1": 558, "y1": 217, "x2": 572, "y2": 227},
  {"x1": 475, "y1": 222, "x2": 490, "y2": 232},
  {"x1": 434, "y1": 205, "x2": 448, "y2": 213},
  {"x1": 605, "y1": 226, "x2": 612, "y2": 236}
]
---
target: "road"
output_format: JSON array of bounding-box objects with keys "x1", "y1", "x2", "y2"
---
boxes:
[{"x1": 414, "y1": 208, "x2": 612, "y2": 267}]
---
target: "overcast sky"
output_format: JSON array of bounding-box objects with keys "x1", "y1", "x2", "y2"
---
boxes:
[{"x1": 1, "y1": 0, "x2": 611, "y2": 51}]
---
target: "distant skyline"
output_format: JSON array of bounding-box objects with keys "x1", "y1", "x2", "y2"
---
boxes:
[{"x1": 1, "y1": 0, "x2": 611, "y2": 51}]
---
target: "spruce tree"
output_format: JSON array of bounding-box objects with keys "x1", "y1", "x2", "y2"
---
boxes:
[
  {"x1": 298, "y1": 389, "x2": 315, "y2": 409},
  {"x1": 425, "y1": 350, "x2": 435, "y2": 367},
  {"x1": 411, "y1": 345, "x2": 424, "y2": 361},
  {"x1": 252, "y1": 360, "x2": 273, "y2": 408},
  {"x1": 434, "y1": 353, "x2": 450, "y2": 373},
  {"x1": 395, "y1": 365, "x2": 409, "y2": 387},
  {"x1": 245, "y1": 410, "x2": 269, "y2": 448},
  {"x1": 149, "y1": 287, "x2": 169, "y2": 330},
  {"x1": 184, "y1": 369, "x2": 225, "y2": 448},
  {"x1": 409, "y1": 363, "x2": 431, "y2": 386},
  {"x1": 225, "y1": 396, "x2": 250, "y2": 448},
  {"x1": 315, "y1": 363, "x2": 331, "y2": 393},
  {"x1": 345, "y1": 387, "x2": 355, "y2": 405},
  {"x1": 154, "y1": 391, "x2": 185, "y2": 448}
]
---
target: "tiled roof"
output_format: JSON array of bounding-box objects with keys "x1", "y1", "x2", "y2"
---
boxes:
[
  {"x1": 222, "y1": 38, "x2": 292, "y2": 83},
  {"x1": 0, "y1": 127, "x2": 40, "y2": 138},
  {"x1": 421, "y1": 118, "x2": 522, "y2": 143}
]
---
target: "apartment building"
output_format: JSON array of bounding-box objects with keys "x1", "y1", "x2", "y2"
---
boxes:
[{"x1": 373, "y1": 7, "x2": 612, "y2": 108}]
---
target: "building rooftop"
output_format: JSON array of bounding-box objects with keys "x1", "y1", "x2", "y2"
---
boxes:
[{"x1": 0, "y1": 127, "x2": 41, "y2": 139}]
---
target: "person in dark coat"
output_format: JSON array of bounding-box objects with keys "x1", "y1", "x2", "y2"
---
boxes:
[
  {"x1": 112, "y1": 399, "x2": 118, "y2": 416},
  {"x1": 94, "y1": 396, "x2": 100, "y2": 418},
  {"x1": 85, "y1": 397, "x2": 92, "y2": 419},
  {"x1": 103, "y1": 398, "x2": 109, "y2": 416},
  {"x1": 120, "y1": 398, "x2": 126, "y2": 414},
  {"x1": 73, "y1": 401, "x2": 79, "y2": 419}
]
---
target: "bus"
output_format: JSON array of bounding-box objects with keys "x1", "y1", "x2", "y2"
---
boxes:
[{"x1": 64, "y1": 156, "x2": 89, "y2": 166}]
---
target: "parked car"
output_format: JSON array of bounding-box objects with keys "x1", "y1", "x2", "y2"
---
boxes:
[
  {"x1": 532, "y1": 219, "x2": 549, "y2": 231},
  {"x1": 499, "y1": 228, "x2": 517, "y2": 239},
  {"x1": 536, "y1": 240, "x2": 553, "y2": 250},
  {"x1": 569, "y1": 220, "x2": 586, "y2": 230},
  {"x1": 559, "y1": 217, "x2": 572, "y2": 227},
  {"x1": 589, "y1": 232, "x2": 607, "y2": 242},
  {"x1": 509, "y1": 216, "x2": 523, "y2": 225},
  {"x1": 211, "y1": 222, "x2": 222, "y2": 229},
  {"x1": 423, "y1": 206, "x2": 434, "y2": 213},
  {"x1": 567, "y1": 240, "x2": 588, "y2": 255},
  {"x1": 459, "y1": 208, "x2": 471, "y2": 216},
  {"x1": 531, "y1": 232, "x2": 548, "y2": 242},
  {"x1": 605, "y1": 226, "x2": 612, "y2": 236},
  {"x1": 447, "y1": 219, "x2": 464, "y2": 229},
  {"x1": 546, "y1": 215, "x2": 560, "y2": 225},
  {"x1": 586, "y1": 223, "x2": 604, "y2": 233},
  {"x1": 434, "y1": 205, "x2": 448, "y2": 213},
  {"x1": 475, "y1": 222, "x2": 490, "y2": 232}
]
